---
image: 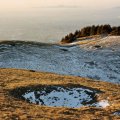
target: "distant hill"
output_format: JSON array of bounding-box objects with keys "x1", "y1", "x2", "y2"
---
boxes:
[{"x1": 61, "y1": 24, "x2": 120, "y2": 43}]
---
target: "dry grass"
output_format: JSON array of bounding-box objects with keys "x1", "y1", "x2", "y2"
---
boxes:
[
  {"x1": 76, "y1": 36, "x2": 120, "y2": 50},
  {"x1": 0, "y1": 68, "x2": 120, "y2": 120}
]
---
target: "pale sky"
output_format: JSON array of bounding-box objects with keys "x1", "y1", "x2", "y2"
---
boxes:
[{"x1": 0, "y1": 0, "x2": 120, "y2": 10}]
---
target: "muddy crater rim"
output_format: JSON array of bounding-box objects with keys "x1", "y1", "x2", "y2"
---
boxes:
[{"x1": 10, "y1": 85, "x2": 103, "y2": 108}]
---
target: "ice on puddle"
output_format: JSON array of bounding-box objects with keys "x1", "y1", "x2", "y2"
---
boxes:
[
  {"x1": 22, "y1": 87, "x2": 96, "y2": 108},
  {"x1": 22, "y1": 86, "x2": 110, "y2": 108}
]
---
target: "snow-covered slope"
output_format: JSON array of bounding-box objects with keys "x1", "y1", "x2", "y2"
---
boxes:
[
  {"x1": 79, "y1": 36, "x2": 120, "y2": 49},
  {"x1": 0, "y1": 36, "x2": 120, "y2": 84}
]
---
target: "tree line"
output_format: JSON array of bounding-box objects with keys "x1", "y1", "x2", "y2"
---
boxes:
[{"x1": 61, "y1": 24, "x2": 120, "y2": 43}]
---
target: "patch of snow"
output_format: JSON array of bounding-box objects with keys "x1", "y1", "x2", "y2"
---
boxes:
[
  {"x1": 92, "y1": 100, "x2": 109, "y2": 108},
  {"x1": 22, "y1": 87, "x2": 97, "y2": 108}
]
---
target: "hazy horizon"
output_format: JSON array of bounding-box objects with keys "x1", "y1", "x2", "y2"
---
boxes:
[
  {"x1": 1, "y1": 0, "x2": 120, "y2": 10},
  {"x1": 0, "y1": 0, "x2": 120, "y2": 42}
]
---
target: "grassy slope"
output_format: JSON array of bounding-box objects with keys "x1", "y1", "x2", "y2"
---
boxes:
[
  {"x1": 0, "y1": 68, "x2": 120, "y2": 120},
  {"x1": 75, "y1": 36, "x2": 120, "y2": 48}
]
